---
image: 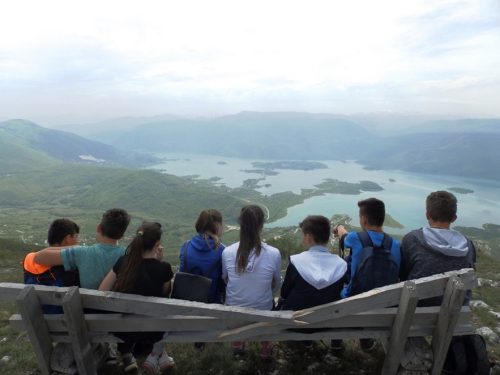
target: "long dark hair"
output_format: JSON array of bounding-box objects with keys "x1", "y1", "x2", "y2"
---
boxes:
[
  {"x1": 236, "y1": 205, "x2": 265, "y2": 274},
  {"x1": 195, "y1": 209, "x2": 223, "y2": 250},
  {"x1": 115, "y1": 222, "x2": 162, "y2": 293}
]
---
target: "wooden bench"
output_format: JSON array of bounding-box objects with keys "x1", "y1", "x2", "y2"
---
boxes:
[{"x1": 0, "y1": 268, "x2": 477, "y2": 375}]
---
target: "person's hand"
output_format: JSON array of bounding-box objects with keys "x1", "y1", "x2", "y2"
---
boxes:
[
  {"x1": 333, "y1": 224, "x2": 348, "y2": 238},
  {"x1": 156, "y1": 246, "x2": 164, "y2": 261}
]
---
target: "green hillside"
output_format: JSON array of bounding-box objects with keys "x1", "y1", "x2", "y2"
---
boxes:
[
  {"x1": 0, "y1": 119, "x2": 161, "y2": 173},
  {"x1": 0, "y1": 164, "x2": 247, "y2": 261},
  {"x1": 0, "y1": 137, "x2": 60, "y2": 174}
]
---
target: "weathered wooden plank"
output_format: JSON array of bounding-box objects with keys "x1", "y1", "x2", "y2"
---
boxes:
[
  {"x1": 292, "y1": 269, "x2": 476, "y2": 325},
  {"x1": 158, "y1": 324, "x2": 474, "y2": 343},
  {"x1": 0, "y1": 283, "x2": 297, "y2": 324},
  {"x1": 8, "y1": 306, "x2": 471, "y2": 333},
  {"x1": 0, "y1": 269, "x2": 475, "y2": 327},
  {"x1": 15, "y1": 285, "x2": 53, "y2": 375},
  {"x1": 62, "y1": 286, "x2": 96, "y2": 375},
  {"x1": 430, "y1": 276, "x2": 467, "y2": 375},
  {"x1": 217, "y1": 270, "x2": 475, "y2": 340},
  {"x1": 42, "y1": 322, "x2": 473, "y2": 344},
  {"x1": 381, "y1": 281, "x2": 420, "y2": 375}
]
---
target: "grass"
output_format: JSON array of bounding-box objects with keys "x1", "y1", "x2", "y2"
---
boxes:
[{"x1": 95, "y1": 340, "x2": 386, "y2": 375}]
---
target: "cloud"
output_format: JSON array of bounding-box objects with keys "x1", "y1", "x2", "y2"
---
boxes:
[{"x1": 0, "y1": 0, "x2": 499, "y2": 122}]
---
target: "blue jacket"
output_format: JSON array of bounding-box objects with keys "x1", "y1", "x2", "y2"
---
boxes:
[{"x1": 179, "y1": 234, "x2": 226, "y2": 303}]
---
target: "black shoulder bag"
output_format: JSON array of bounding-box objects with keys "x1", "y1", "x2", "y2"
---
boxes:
[{"x1": 171, "y1": 240, "x2": 221, "y2": 303}]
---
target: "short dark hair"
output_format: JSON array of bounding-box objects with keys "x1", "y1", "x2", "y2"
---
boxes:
[
  {"x1": 299, "y1": 215, "x2": 331, "y2": 244},
  {"x1": 358, "y1": 198, "x2": 385, "y2": 227},
  {"x1": 100, "y1": 208, "x2": 131, "y2": 240},
  {"x1": 47, "y1": 219, "x2": 80, "y2": 246},
  {"x1": 426, "y1": 191, "x2": 457, "y2": 223}
]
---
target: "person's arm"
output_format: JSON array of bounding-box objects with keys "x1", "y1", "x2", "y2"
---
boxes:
[
  {"x1": 179, "y1": 242, "x2": 187, "y2": 272},
  {"x1": 33, "y1": 248, "x2": 65, "y2": 266},
  {"x1": 271, "y1": 250, "x2": 282, "y2": 293},
  {"x1": 333, "y1": 225, "x2": 349, "y2": 256},
  {"x1": 161, "y1": 262, "x2": 174, "y2": 297},
  {"x1": 340, "y1": 232, "x2": 358, "y2": 298},
  {"x1": 399, "y1": 235, "x2": 411, "y2": 281},
  {"x1": 99, "y1": 270, "x2": 117, "y2": 291},
  {"x1": 280, "y1": 262, "x2": 296, "y2": 300},
  {"x1": 221, "y1": 251, "x2": 228, "y2": 283},
  {"x1": 471, "y1": 240, "x2": 477, "y2": 269},
  {"x1": 162, "y1": 281, "x2": 172, "y2": 297}
]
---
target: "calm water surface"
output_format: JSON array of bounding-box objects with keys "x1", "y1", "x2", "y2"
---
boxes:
[{"x1": 151, "y1": 153, "x2": 500, "y2": 235}]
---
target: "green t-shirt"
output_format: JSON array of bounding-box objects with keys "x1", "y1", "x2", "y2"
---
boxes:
[{"x1": 61, "y1": 243, "x2": 126, "y2": 290}]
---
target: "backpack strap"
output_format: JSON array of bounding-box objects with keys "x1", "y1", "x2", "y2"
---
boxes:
[
  {"x1": 357, "y1": 231, "x2": 393, "y2": 250},
  {"x1": 381, "y1": 234, "x2": 393, "y2": 250},
  {"x1": 204, "y1": 257, "x2": 222, "y2": 278},
  {"x1": 357, "y1": 231, "x2": 374, "y2": 248}
]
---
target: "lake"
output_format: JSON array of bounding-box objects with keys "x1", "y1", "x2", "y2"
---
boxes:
[{"x1": 150, "y1": 153, "x2": 500, "y2": 235}]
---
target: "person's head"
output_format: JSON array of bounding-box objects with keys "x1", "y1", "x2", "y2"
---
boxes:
[
  {"x1": 115, "y1": 222, "x2": 162, "y2": 293},
  {"x1": 358, "y1": 198, "x2": 385, "y2": 229},
  {"x1": 299, "y1": 215, "x2": 331, "y2": 248},
  {"x1": 426, "y1": 191, "x2": 457, "y2": 224},
  {"x1": 99, "y1": 208, "x2": 131, "y2": 240},
  {"x1": 236, "y1": 205, "x2": 265, "y2": 274},
  {"x1": 195, "y1": 209, "x2": 224, "y2": 250},
  {"x1": 47, "y1": 219, "x2": 80, "y2": 246}
]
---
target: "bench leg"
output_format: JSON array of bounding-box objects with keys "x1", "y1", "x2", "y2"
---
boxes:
[
  {"x1": 430, "y1": 276, "x2": 466, "y2": 375},
  {"x1": 15, "y1": 285, "x2": 53, "y2": 375},
  {"x1": 381, "y1": 281, "x2": 419, "y2": 375},
  {"x1": 62, "y1": 286, "x2": 97, "y2": 375}
]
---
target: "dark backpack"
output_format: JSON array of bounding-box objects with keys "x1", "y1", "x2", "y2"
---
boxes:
[
  {"x1": 350, "y1": 231, "x2": 398, "y2": 296},
  {"x1": 23, "y1": 265, "x2": 80, "y2": 314},
  {"x1": 443, "y1": 334, "x2": 490, "y2": 375}
]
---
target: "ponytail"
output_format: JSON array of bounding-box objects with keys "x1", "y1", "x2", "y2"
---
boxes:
[
  {"x1": 195, "y1": 209, "x2": 223, "y2": 250},
  {"x1": 236, "y1": 205, "x2": 265, "y2": 274},
  {"x1": 115, "y1": 222, "x2": 162, "y2": 293}
]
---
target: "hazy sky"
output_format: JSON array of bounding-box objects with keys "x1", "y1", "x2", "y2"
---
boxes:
[{"x1": 1, "y1": 0, "x2": 499, "y2": 125}]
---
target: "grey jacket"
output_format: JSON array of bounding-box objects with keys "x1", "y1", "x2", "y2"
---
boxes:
[{"x1": 400, "y1": 227, "x2": 476, "y2": 306}]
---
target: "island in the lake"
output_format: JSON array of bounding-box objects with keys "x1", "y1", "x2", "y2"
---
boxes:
[
  {"x1": 217, "y1": 161, "x2": 227, "y2": 165},
  {"x1": 251, "y1": 161, "x2": 328, "y2": 171},
  {"x1": 389, "y1": 179, "x2": 396, "y2": 182},
  {"x1": 312, "y1": 179, "x2": 384, "y2": 194},
  {"x1": 447, "y1": 187, "x2": 474, "y2": 194},
  {"x1": 241, "y1": 169, "x2": 279, "y2": 176}
]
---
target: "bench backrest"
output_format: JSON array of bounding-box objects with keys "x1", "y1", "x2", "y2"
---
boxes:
[{"x1": 0, "y1": 268, "x2": 478, "y2": 375}]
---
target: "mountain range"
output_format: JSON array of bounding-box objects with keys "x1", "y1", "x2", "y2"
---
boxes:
[
  {"x1": 2, "y1": 112, "x2": 499, "y2": 181},
  {"x1": 77, "y1": 111, "x2": 500, "y2": 181},
  {"x1": 0, "y1": 119, "x2": 161, "y2": 174}
]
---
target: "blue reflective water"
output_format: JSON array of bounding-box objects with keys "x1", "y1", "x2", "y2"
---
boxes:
[{"x1": 150, "y1": 153, "x2": 500, "y2": 235}]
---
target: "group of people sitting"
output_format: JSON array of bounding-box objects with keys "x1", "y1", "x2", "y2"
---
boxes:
[{"x1": 22, "y1": 190, "x2": 476, "y2": 374}]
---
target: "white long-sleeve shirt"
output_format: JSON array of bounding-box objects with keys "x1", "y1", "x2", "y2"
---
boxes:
[{"x1": 222, "y1": 241, "x2": 281, "y2": 311}]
